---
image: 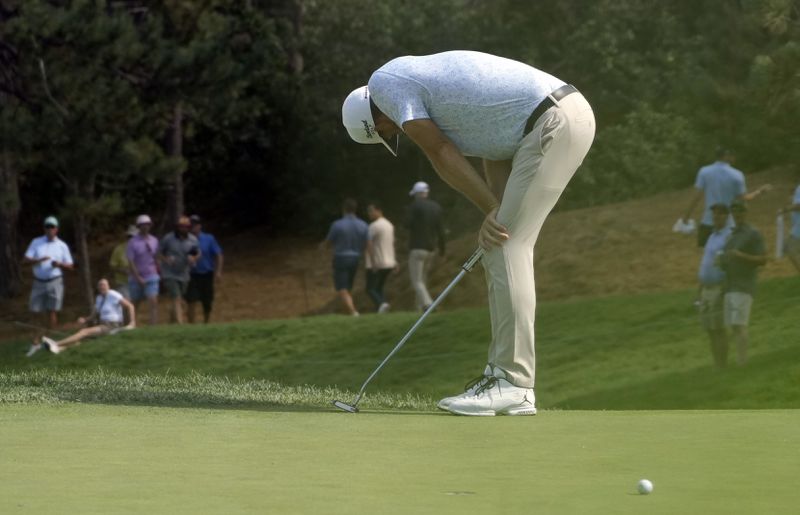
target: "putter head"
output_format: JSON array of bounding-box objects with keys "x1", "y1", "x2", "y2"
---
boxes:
[{"x1": 332, "y1": 400, "x2": 359, "y2": 413}]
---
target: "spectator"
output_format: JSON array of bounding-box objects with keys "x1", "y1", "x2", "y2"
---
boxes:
[
  {"x1": 719, "y1": 200, "x2": 767, "y2": 366},
  {"x1": 127, "y1": 214, "x2": 160, "y2": 325},
  {"x1": 186, "y1": 214, "x2": 224, "y2": 324},
  {"x1": 406, "y1": 181, "x2": 446, "y2": 311},
  {"x1": 159, "y1": 215, "x2": 201, "y2": 324},
  {"x1": 778, "y1": 183, "x2": 800, "y2": 273},
  {"x1": 681, "y1": 147, "x2": 770, "y2": 247},
  {"x1": 37, "y1": 278, "x2": 135, "y2": 355},
  {"x1": 365, "y1": 202, "x2": 396, "y2": 314},
  {"x1": 109, "y1": 225, "x2": 137, "y2": 300},
  {"x1": 22, "y1": 216, "x2": 74, "y2": 354},
  {"x1": 320, "y1": 198, "x2": 368, "y2": 316},
  {"x1": 696, "y1": 203, "x2": 733, "y2": 368}
]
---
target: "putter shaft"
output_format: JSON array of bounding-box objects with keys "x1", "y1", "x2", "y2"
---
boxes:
[{"x1": 340, "y1": 248, "x2": 484, "y2": 411}]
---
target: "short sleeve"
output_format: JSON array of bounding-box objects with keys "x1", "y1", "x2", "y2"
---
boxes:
[
  {"x1": 736, "y1": 172, "x2": 746, "y2": 196},
  {"x1": 24, "y1": 239, "x2": 36, "y2": 259},
  {"x1": 368, "y1": 71, "x2": 430, "y2": 128},
  {"x1": 694, "y1": 169, "x2": 705, "y2": 190},
  {"x1": 211, "y1": 236, "x2": 222, "y2": 256},
  {"x1": 61, "y1": 242, "x2": 73, "y2": 265}
]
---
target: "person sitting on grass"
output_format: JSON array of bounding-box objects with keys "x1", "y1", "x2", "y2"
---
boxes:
[{"x1": 36, "y1": 278, "x2": 136, "y2": 355}]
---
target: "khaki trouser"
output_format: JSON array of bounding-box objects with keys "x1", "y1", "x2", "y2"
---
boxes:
[
  {"x1": 408, "y1": 249, "x2": 435, "y2": 310},
  {"x1": 483, "y1": 91, "x2": 595, "y2": 388}
]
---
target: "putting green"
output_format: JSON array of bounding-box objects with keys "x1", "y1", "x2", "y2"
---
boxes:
[{"x1": 1, "y1": 405, "x2": 797, "y2": 514}]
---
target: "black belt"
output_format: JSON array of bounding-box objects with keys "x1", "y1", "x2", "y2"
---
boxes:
[
  {"x1": 524, "y1": 84, "x2": 579, "y2": 135},
  {"x1": 34, "y1": 276, "x2": 63, "y2": 283}
]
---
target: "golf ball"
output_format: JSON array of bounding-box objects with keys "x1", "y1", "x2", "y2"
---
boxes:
[{"x1": 637, "y1": 479, "x2": 653, "y2": 495}]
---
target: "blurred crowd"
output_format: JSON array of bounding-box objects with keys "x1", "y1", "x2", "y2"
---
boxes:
[{"x1": 22, "y1": 213, "x2": 223, "y2": 356}]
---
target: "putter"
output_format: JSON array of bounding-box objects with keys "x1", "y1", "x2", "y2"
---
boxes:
[
  {"x1": 12, "y1": 321, "x2": 70, "y2": 337},
  {"x1": 333, "y1": 248, "x2": 485, "y2": 413}
]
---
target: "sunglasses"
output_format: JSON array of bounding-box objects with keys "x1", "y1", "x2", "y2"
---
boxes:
[{"x1": 44, "y1": 225, "x2": 57, "y2": 229}]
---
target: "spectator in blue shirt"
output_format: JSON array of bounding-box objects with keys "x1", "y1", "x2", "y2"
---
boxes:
[
  {"x1": 186, "y1": 215, "x2": 224, "y2": 324},
  {"x1": 681, "y1": 148, "x2": 770, "y2": 247},
  {"x1": 320, "y1": 198, "x2": 369, "y2": 316},
  {"x1": 697, "y1": 203, "x2": 732, "y2": 368}
]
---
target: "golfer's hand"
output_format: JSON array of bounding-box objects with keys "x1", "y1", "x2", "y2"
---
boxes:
[{"x1": 478, "y1": 208, "x2": 509, "y2": 250}]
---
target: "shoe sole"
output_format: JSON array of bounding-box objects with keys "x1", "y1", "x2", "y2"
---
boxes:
[{"x1": 447, "y1": 406, "x2": 537, "y2": 417}]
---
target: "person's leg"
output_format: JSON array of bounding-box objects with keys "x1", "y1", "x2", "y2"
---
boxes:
[
  {"x1": 731, "y1": 325, "x2": 748, "y2": 365},
  {"x1": 333, "y1": 257, "x2": 359, "y2": 315},
  {"x1": 375, "y1": 268, "x2": 391, "y2": 308},
  {"x1": 56, "y1": 327, "x2": 104, "y2": 349},
  {"x1": 202, "y1": 274, "x2": 214, "y2": 323},
  {"x1": 365, "y1": 270, "x2": 381, "y2": 309},
  {"x1": 186, "y1": 275, "x2": 199, "y2": 323},
  {"x1": 409, "y1": 249, "x2": 433, "y2": 310},
  {"x1": 144, "y1": 278, "x2": 160, "y2": 326},
  {"x1": 337, "y1": 289, "x2": 358, "y2": 315},
  {"x1": 485, "y1": 93, "x2": 595, "y2": 389}
]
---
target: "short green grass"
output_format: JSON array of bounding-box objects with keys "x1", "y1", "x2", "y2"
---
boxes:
[{"x1": 2, "y1": 404, "x2": 798, "y2": 514}]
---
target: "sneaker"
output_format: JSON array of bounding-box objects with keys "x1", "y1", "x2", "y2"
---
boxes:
[
  {"x1": 42, "y1": 336, "x2": 62, "y2": 354},
  {"x1": 437, "y1": 365, "x2": 493, "y2": 411},
  {"x1": 446, "y1": 367, "x2": 536, "y2": 416},
  {"x1": 378, "y1": 303, "x2": 391, "y2": 314},
  {"x1": 25, "y1": 343, "x2": 42, "y2": 357}
]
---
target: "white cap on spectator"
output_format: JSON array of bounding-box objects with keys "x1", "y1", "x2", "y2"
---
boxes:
[
  {"x1": 409, "y1": 181, "x2": 430, "y2": 196},
  {"x1": 126, "y1": 225, "x2": 138, "y2": 237},
  {"x1": 136, "y1": 214, "x2": 152, "y2": 226}
]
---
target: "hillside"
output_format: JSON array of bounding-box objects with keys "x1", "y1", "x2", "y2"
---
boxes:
[
  {"x1": 1, "y1": 168, "x2": 797, "y2": 338},
  {"x1": 4, "y1": 276, "x2": 799, "y2": 410}
]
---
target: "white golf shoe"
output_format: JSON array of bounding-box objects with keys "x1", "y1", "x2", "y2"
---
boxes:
[
  {"x1": 436, "y1": 365, "x2": 493, "y2": 411},
  {"x1": 446, "y1": 367, "x2": 536, "y2": 416},
  {"x1": 42, "y1": 336, "x2": 62, "y2": 354}
]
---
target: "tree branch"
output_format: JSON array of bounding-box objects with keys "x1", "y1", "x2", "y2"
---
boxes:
[{"x1": 38, "y1": 58, "x2": 70, "y2": 118}]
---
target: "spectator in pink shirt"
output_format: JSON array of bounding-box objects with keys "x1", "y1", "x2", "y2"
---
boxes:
[{"x1": 126, "y1": 214, "x2": 160, "y2": 325}]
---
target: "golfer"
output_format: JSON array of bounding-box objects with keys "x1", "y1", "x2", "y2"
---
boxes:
[
  {"x1": 342, "y1": 51, "x2": 595, "y2": 416},
  {"x1": 38, "y1": 278, "x2": 135, "y2": 355}
]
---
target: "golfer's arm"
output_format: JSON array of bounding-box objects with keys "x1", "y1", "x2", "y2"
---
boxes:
[
  {"x1": 128, "y1": 261, "x2": 142, "y2": 282},
  {"x1": 482, "y1": 159, "x2": 512, "y2": 204},
  {"x1": 683, "y1": 190, "x2": 702, "y2": 221},
  {"x1": 404, "y1": 120, "x2": 499, "y2": 215}
]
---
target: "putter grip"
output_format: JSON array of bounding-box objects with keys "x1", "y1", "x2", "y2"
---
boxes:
[{"x1": 462, "y1": 248, "x2": 485, "y2": 272}]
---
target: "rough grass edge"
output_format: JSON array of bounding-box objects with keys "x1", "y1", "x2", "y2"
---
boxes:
[{"x1": 0, "y1": 368, "x2": 435, "y2": 411}]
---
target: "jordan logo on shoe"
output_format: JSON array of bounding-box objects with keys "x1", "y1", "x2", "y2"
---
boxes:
[{"x1": 521, "y1": 392, "x2": 534, "y2": 406}]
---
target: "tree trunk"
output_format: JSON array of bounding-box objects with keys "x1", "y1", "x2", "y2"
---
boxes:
[
  {"x1": 166, "y1": 101, "x2": 184, "y2": 224},
  {"x1": 71, "y1": 179, "x2": 95, "y2": 311},
  {"x1": 0, "y1": 152, "x2": 22, "y2": 298}
]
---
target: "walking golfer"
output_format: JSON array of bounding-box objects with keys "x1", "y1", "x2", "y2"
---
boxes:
[{"x1": 342, "y1": 51, "x2": 595, "y2": 415}]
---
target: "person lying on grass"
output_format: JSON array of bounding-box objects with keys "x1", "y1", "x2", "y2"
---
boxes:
[{"x1": 30, "y1": 278, "x2": 135, "y2": 355}]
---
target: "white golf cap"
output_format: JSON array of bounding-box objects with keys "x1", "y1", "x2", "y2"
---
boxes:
[
  {"x1": 342, "y1": 86, "x2": 397, "y2": 156},
  {"x1": 43, "y1": 216, "x2": 59, "y2": 227},
  {"x1": 409, "y1": 181, "x2": 430, "y2": 196},
  {"x1": 136, "y1": 214, "x2": 152, "y2": 226}
]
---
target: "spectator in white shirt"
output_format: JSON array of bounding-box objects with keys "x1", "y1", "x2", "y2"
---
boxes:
[
  {"x1": 31, "y1": 278, "x2": 136, "y2": 355},
  {"x1": 22, "y1": 216, "x2": 74, "y2": 332},
  {"x1": 365, "y1": 202, "x2": 397, "y2": 313}
]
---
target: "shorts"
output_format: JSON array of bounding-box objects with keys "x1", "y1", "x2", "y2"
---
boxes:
[
  {"x1": 724, "y1": 292, "x2": 753, "y2": 327},
  {"x1": 163, "y1": 278, "x2": 188, "y2": 299},
  {"x1": 95, "y1": 321, "x2": 123, "y2": 336},
  {"x1": 333, "y1": 255, "x2": 360, "y2": 291},
  {"x1": 697, "y1": 224, "x2": 713, "y2": 247},
  {"x1": 29, "y1": 277, "x2": 64, "y2": 313},
  {"x1": 129, "y1": 277, "x2": 159, "y2": 302},
  {"x1": 698, "y1": 286, "x2": 724, "y2": 330},
  {"x1": 186, "y1": 272, "x2": 215, "y2": 308}
]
